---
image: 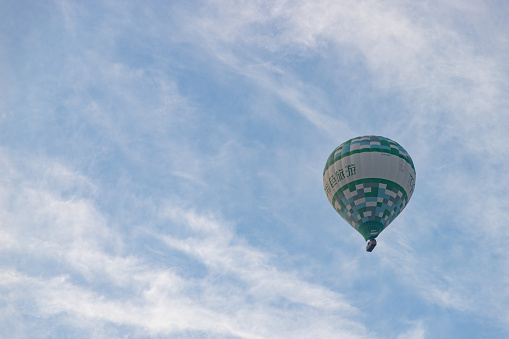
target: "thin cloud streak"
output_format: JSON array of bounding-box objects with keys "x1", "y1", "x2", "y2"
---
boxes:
[
  {"x1": 173, "y1": 0, "x2": 508, "y2": 161},
  {"x1": 161, "y1": 206, "x2": 356, "y2": 312},
  {"x1": 0, "y1": 154, "x2": 370, "y2": 338},
  {"x1": 176, "y1": 0, "x2": 509, "y2": 318},
  {"x1": 1, "y1": 0, "x2": 508, "y2": 337}
]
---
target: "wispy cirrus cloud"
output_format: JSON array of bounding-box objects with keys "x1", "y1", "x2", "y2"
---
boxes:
[
  {"x1": 167, "y1": 0, "x2": 509, "y2": 331},
  {"x1": 166, "y1": 0, "x2": 508, "y2": 160},
  {"x1": 0, "y1": 152, "x2": 371, "y2": 338},
  {"x1": 2, "y1": 0, "x2": 508, "y2": 337}
]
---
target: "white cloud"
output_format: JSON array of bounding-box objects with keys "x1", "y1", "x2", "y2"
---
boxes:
[
  {"x1": 2, "y1": 0, "x2": 509, "y2": 337},
  {"x1": 0, "y1": 153, "x2": 372, "y2": 338},
  {"x1": 396, "y1": 320, "x2": 425, "y2": 339},
  {"x1": 172, "y1": 0, "x2": 509, "y2": 312},
  {"x1": 167, "y1": 0, "x2": 508, "y2": 162},
  {"x1": 161, "y1": 206, "x2": 356, "y2": 311}
]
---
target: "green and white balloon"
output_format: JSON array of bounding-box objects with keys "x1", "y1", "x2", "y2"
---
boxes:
[{"x1": 323, "y1": 136, "x2": 416, "y2": 245}]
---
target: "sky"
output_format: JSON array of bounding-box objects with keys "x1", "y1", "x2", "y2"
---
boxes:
[{"x1": 0, "y1": 0, "x2": 508, "y2": 338}]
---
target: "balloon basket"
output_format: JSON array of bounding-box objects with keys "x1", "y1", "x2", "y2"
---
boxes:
[{"x1": 366, "y1": 239, "x2": 377, "y2": 252}]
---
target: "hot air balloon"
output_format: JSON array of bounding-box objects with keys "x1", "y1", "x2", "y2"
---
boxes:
[{"x1": 323, "y1": 136, "x2": 416, "y2": 252}]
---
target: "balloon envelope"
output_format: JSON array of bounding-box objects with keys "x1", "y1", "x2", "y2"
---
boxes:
[{"x1": 323, "y1": 136, "x2": 416, "y2": 242}]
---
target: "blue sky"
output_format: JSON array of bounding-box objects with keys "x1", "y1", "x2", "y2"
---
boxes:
[{"x1": 1, "y1": 0, "x2": 508, "y2": 338}]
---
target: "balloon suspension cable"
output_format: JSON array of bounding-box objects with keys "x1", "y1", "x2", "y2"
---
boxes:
[{"x1": 366, "y1": 238, "x2": 377, "y2": 252}]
